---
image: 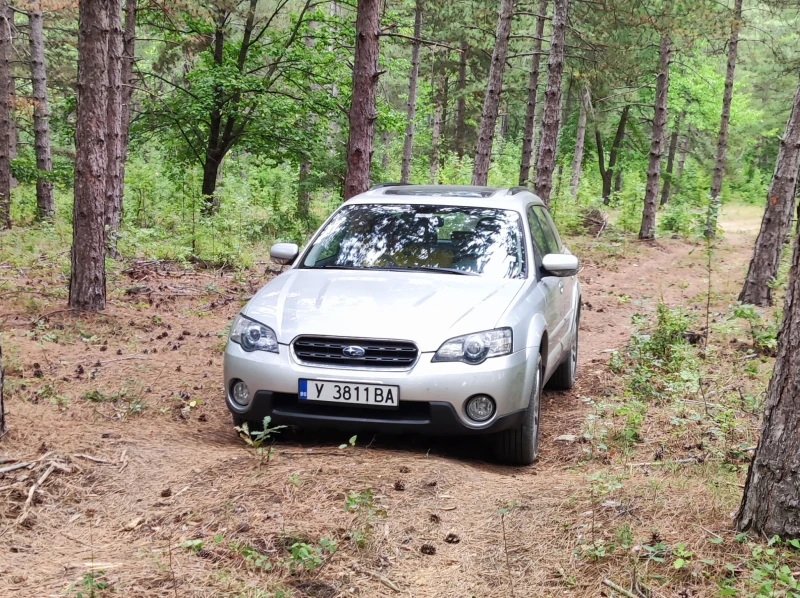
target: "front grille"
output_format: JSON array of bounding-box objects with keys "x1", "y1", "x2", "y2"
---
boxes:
[{"x1": 293, "y1": 336, "x2": 418, "y2": 369}]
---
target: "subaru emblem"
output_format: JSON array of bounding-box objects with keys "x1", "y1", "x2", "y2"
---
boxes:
[{"x1": 342, "y1": 345, "x2": 366, "y2": 358}]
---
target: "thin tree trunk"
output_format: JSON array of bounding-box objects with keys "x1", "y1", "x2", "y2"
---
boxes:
[
  {"x1": 660, "y1": 118, "x2": 681, "y2": 206},
  {"x1": 117, "y1": 0, "x2": 136, "y2": 232},
  {"x1": 201, "y1": 11, "x2": 226, "y2": 214},
  {"x1": 570, "y1": 85, "x2": 590, "y2": 198},
  {"x1": 519, "y1": 0, "x2": 549, "y2": 186},
  {"x1": 400, "y1": 0, "x2": 422, "y2": 184},
  {"x1": 739, "y1": 82, "x2": 800, "y2": 307},
  {"x1": 471, "y1": 0, "x2": 514, "y2": 186},
  {"x1": 28, "y1": 0, "x2": 55, "y2": 219},
  {"x1": 614, "y1": 166, "x2": 623, "y2": 193},
  {"x1": 736, "y1": 193, "x2": 800, "y2": 539},
  {"x1": 343, "y1": 0, "x2": 380, "y2": 200},
  {"x1": 676, "y1": 134, "x2": 689, "y2": 179},
  {"x1": 0, "y1": 1, "x2": 11, "y2": 230},
  {"x1": 596, "y1": 105, "x2": 629, "y2": 204},
  {"x1": 69, "y1": 0, "x2": 110, "y2": 311},
  {"x1": 380, "y1": 130, "x2": 390, "y2": 171},
  {"x1": 104, "y1": 0, "x2": 123, "y2": 258},
  {"x1": 430, "y1": 78, "x2": 443, "y2": 184},
  {"x1": 454, "y1": 39, "x2": 467, "y2": 159},
  {"x1": 639, "y1": 34, "x2": 671, "y2": 240},
  {"x1": 7, "y1": 10, "x2": 14, "y2": 193},
  {"x1": 707, "y1": 0, "x2": 743, "y2": 238},
  {"x1": 298, "y1": 161, "x2": 311, "y2": 221},
  {"x1": 533, "y1": 0, "x2": 568, "y2": 205}
]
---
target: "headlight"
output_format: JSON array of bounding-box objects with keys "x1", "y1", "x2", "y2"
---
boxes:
[
  {"x1": 229, "y1": 314, "x2": 279, "y2": 353},
  {"x1": 432, "y1": 328, "x2": 512, "y2": 364}
]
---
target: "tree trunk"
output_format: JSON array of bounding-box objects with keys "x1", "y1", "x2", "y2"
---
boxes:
[
  {"x1": 596, "y1": 105, "x2": 629, "y2": 204},
  {"x1": 570, "y1": 85, "x2": 590, "y2": 198},
  {"x1": 739, "y1": 82, "x2": 800, "y2": 307},
  {"x1": 0, "y1": 1, "x2": 11, "y2": 230},
  {"x1": 117, "y1": 0, "x2": 136, "y2": 232},
  {"x1": 298, "y1": 161, "x2": 311, "y2": 221},
  {"x1": 533, "y1": 0, "x2": 568, "y2": 205},
  {"x1": 454, "y1": 39, "x2": 467, "y2": 159},
  {"x1": 707, "y1": 0, "x2": 743, "y2": 238},
  {"x1": 736, "y1": 198, "x2": 800, "y2": 539},
  {"x1": 660, "y1": 119, "x2": 681, "y2": 206},
  {"x1": 0, "y1": 342, "x2": 5, "y2": 437},
  {"x1": 676, "y1": 134, "x2": 689, "y2": 179},
  {"x1": 400, "y1": 0, "x2": 422, "y2": 184},
  {"x1": 28, "y1": 0, "x2": 55, "y2": 220},
  {"x1": 614, "y1": 166, "x2": 623, "y2": 193},
  {"x1": 518, "y1": 0, "x2": 549, "y2": 186},
  {"x1": 471, "y1": 0, "x2": 514, "y2": 186},
  {"x1": 639, "y1": 34, "x2": 671, "y2": 240},
  {"x1": 69, "y1": 0, "x2": 110, "y2": 311},
  {"x1": 343, "y1": 0, "x2": 380, "y2": 200},
  {"x1": 380, "y1": 130, "x2": 390, "y2": 171},
  {"x1": 104, "y1": 0, "x2": 124, "y2": 258},
  {"x1": 202, "y1": 12, "x2": 225, "y2": 214},
  {"x1": 429, "y1": 78, "x2": 443, "y2": 184}
]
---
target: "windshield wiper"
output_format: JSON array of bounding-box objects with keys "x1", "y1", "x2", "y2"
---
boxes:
[{"x1": 400, "y1": 266, "x2": 478, "y2": 276}]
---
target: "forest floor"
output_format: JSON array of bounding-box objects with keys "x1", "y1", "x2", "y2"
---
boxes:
[{"x1": 0, "y1": 204, "x2": 794, "y2": 598}]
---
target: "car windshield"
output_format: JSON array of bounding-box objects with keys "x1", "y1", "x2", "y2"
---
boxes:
[{"x1": 301, "y1": 204, "x2": 526, "y2": 278}]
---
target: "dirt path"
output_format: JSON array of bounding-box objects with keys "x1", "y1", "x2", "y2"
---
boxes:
[{"x1": 0, "y1": 222, "x2": 758, "y2": 597}]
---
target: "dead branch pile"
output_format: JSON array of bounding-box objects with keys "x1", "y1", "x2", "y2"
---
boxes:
[{"x1": 583, "y1": 208, "x2": 608, "y2": 236}]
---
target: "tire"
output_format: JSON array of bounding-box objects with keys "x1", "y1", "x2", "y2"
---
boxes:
[
  {"x1": 494, "y1": 354, "x2": 543, "y2": 465},
  {"x1": 548, "y1": 314, "x2": 579, "y2": 390}
]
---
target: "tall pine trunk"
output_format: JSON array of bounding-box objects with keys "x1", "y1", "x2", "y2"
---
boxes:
[
  {"x1": 343, "y1": 0, "x2": 380, "y2": 200},
  {"x1": 454, "y1": 39, "x2": 467, "y2": 159},
  {"x1": 569, "y1": 85, "x2": 590, "y2": 198},
  {"x1": 739, "y1": 82, "x2": 800, "y2": 307},
  {"x1": 660, "y1": 118, "x2": 681, "y2": 206},
  {"x1": 429, "y1": 77, "x2": 443, "y2": 184},
  {"x1": 639, "y1": 34, "x2": 671, "y2": 240},
  {"x1": 104, "y1": 0, "x2": 124, "y2": 258},
  {"x1": 706, "y1": 0, "x2": 743, "y2": 238},
  {"x1": 533, "y1": 0, "x2": 568, "y2": 205},
  {"x1": 28, "y1": 0, "x2": 55, "y2": 220},
  {"x1": 471, "y1": 0, "x2": 514, "y2": 186},
  {"x1": 519, "y1": 0, "x2": 548, "y2": 185},
  {"x1": 69, "y1": 0, "x2": 110, "y2": 311},
  {"x1": 400, "y1": 0, "x2": 422, "y2": 184},
  {"x1": 736, "y1": 194, "x2": 800, "y2": 538},
  {"x1": 117, "y1": 0, "x2": 136, "y2": 231},
  {"x1": 0, "y1": 0, "x2": 11, "y2": 230}
]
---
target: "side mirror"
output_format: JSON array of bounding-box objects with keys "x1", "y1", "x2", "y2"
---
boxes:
[
  {"x1": 541, "y1": 254, "x2": 579, "y2": 277},
  {"x1": 270, "y1": 243, "x2": 299, "y2": 266}
]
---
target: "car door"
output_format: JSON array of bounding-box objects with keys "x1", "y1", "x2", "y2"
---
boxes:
[
  {"x1": 526, "y1": 206, "x2": 568, "y2": 364},
  {"x1": 531, "y1": 206, "x2": 575, "y2": 353}
]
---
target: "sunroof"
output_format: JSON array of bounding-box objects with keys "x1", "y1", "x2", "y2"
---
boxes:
[{"x1": 382, "y1": 186, "x2": 498, "y2": 198}]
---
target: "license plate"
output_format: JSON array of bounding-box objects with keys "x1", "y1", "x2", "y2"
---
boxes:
[{"x1": 299, "y1": 379, "x2": 399, "y2": 409}]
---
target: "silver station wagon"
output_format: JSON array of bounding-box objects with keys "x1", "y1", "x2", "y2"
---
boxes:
[{"x1": 224, "y1": 185, "x2": 581, "y2": 464}]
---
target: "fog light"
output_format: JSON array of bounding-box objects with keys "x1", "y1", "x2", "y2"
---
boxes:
[
  {"x1": 231, "y1": 380, "x2": 250, "y2": 407},
  {"x1": 466, "y1": 395, "x2": 495, "y2": 422}
]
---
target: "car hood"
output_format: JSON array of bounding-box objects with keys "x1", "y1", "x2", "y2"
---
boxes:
[{"x1": 244, "y1": 269, "x2": 525, "y2": 352}]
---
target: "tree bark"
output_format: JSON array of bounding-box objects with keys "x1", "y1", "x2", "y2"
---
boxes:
[
  {"x1": 736, "y1": 197, "x2": 800, "y2": 539},
  {"x1": 518, "y1": 0, "x2": 549, "y2": 186},
  {"x1": 28, "y1": 0, "x2": 55, "y2": 220},
  {"x1": 614, "y1": 166, "x2": 623, "y2": 193},
  {"x1": 707, "y1": 0, "x2": 743, "y2": 238},
  {"x1": 471, "y1": 0, "x2": 514, "y2": 186},
  {"x1": 676, "y1": 134, "x2": 689, "y2": 179},
  {"x1": 429, "y1": 78, "x2": 443, "y2": 184},
  {"x1": 380, "y1": 130, "x2": 390, "y2": 171},
  {"x1": 639, "y1": 34, "x2": 671, "y2": 240},
  {"x1": 660, "y1": 118, "x2": 681, "y2": 206},
  {"x1": 400, "y1": 0, "x2": 422, "y2": 184},
  {"x1": 533, "y1": 0, "x2": 568, "y2": 205},
  {"x1": 343, "y1": 0, "x2": 380, "y2": 200},
  {"x1": 596, "y1": 105, "x2": 629, "y2": 204},
  {"x1": 117, "y1": 0, "x2": 136, "y2": 232},
  {"x1": 454, "y1": 39, "x2": 467, "y2": 159},
  {"x1": 570, "y1": 84, "x2": 590, "y2": 198},
  {"x1": 739, "y1": 82, "x2": 800, "y2": 307},
  {"x1": 0, "y1": 1, "x2": 11, "y2": 230},
  {"x1": 104, "y1": 0, "x2": 124, "y2": 257},
  {"x1": 298, "y1": 161, "x2": 311, "y2": 221},
  {"x1": 69, "y1": 0, "x2": 110, "y2": 311}
]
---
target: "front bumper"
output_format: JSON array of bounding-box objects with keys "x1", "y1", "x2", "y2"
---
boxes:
[{"x1": 223, "y1": 341, "x2": 531, "y2": 435}]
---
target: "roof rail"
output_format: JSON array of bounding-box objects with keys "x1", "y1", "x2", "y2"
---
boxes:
[
  {"x1": 370, "y1": 182, "x2": 409, "y2": 190},
  {"x1": 508, "y1": 186, "x2": 530, "y2": 195}
]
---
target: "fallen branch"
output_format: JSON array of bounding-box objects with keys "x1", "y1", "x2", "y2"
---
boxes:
[
  {"x1": 353, "y1": 565, "x2": 401, "y2": 592},
  {"x1": 16, "y1": 463, "x2": 57, "y2": 524},
  {"x1": 73, "y1": 453, "x2": 110, "y2": 464},
  {"x1": 603, "y1": 578, "x2": 638, "y2": 598},
  {"x1": 0, "y1": 462, "x2": 31, "y2": 474}
]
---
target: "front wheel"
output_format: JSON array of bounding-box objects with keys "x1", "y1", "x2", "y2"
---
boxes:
[
  {"x1": 548, "y1": 317, "x2": 579, "y2": 390},
  {"x1": 494, "y1": 354, "x2": 543, "y2": 465}
]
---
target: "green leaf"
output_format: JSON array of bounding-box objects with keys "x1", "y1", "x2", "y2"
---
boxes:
[{"x1": 674, "y1": 558, "x2": 686, "y2": 569}]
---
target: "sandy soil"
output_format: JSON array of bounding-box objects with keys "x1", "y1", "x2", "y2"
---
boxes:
[{"x1": 0, "y1": 212, "x2": 760, "y2": 598}]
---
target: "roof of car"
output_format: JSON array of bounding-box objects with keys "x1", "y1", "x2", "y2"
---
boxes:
[{"x1": 346, "y1": 184, "x2": 547, "y2": 210}]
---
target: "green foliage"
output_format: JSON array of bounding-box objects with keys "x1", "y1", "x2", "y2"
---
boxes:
[{"x1": 732, "y1": 305, "x2": 779, "y2": 354}]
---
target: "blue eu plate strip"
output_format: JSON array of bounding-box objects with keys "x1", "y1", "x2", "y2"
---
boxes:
[{"x1": 299, "y1": 379, "x2": 308, "y2": 400}]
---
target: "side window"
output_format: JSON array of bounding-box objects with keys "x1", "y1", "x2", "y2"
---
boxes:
[
  {"x1": 526, "y1": 206, "x2": 550, "y2": 258},
  {"x1": 532, "y1": 207, "x2": 562, "y2": 254}
]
